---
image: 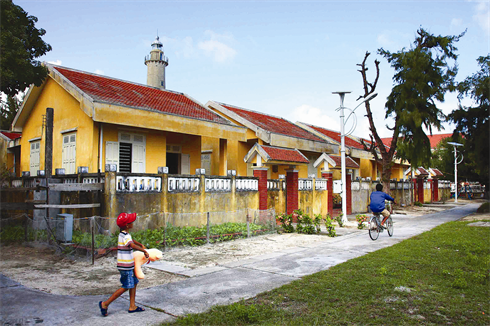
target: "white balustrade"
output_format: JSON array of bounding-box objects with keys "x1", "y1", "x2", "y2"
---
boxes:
[
  {"x1": 12, "y1": 180, "x2": 23, "y2": 188},
  {"x1": 168, "y1": 177, "x2": 200, "y2": 193},
  {"x1": 298, "y1": 179, "x2": 312, "y2": 191},
  {"x1": 115, "y1": 175, "x2": 163, "y2": 192},
  {"x1": 267, "y1": 180, "x2": 279, "y2": 190}
]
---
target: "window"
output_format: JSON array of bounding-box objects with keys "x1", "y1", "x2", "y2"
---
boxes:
[
  {"x1": 62, "y1": 132, "x2": 76, "y2": 174},
  {"x1": 114, "y1": 132, "x2": 146, "y2": 173},
  {"x1": 29, "y1": 140, "x2": 40, "y2": 175}
]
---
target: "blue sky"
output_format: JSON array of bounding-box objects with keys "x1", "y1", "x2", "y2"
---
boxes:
[{"x1": 16, "y1": 0, "x2": 489, "y2": 138}]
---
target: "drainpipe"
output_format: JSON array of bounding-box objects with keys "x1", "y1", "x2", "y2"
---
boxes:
[{"x1": 98, "y1": 123, "x2": 103, "y2": 173}]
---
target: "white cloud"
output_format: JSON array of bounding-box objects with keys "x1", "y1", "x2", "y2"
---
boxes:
[
  {"x1": 94, "y1": 69, "x2": 104, "y2": 75},
  {"x1": 377, "y1": 33, "x2": 394, "y2": 48},
  {"x1": 288, "y1": 104, "x2": 340, "y2": 131},
  {"x1": 47, "y1": 60, "x2": 62, "y2": 65},
  {"x1": 473, "y1": 1, "x2": 490, "y2": 35},
  {"x1": 451, "y1": 18, "x2": 463, "y2": 28},
  {"x1": 197, "y1": 30, "x2": 237, "y2": 63}
]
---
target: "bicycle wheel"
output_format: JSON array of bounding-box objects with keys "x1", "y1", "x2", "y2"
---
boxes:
[
  {"x1": 368, "y1": 216, "x2": 379, "y2": 241},
  {"x1": 386, "y1": 217, "x2": 394, "y2": 237}
]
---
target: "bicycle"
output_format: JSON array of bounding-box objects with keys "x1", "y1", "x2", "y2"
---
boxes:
[{"x1": 368, "y1": 212, "x2": 393, "y2": 241}]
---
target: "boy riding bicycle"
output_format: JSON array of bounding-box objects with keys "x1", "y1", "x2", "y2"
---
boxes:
[{"x1": 370, "y1": 184, "x2": 396, "y2": 227}]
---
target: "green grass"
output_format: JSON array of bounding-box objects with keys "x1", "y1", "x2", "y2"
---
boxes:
[{"x1": 169, "y1": 221, "x2": 490, "y2": 325}]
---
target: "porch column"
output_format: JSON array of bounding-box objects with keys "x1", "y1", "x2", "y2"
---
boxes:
[
  {"x1": 417, "y1": 178, "x2": 424, "y2": 203},
  {"x1": 322, "y1": 170, "x2": 334, "y2": 216},
  {"x1": 286, "y1": 168, "x2": 299, "y2": 215},
  {"x1": 346, "y1": 172, "x2": 352, "y2": 215},
  {"x1": 253, "y1": 168, "x2": 268, "y2": 210},
  {"x1": 433, "y1": 178, "x2": 439, "y2": 202}
]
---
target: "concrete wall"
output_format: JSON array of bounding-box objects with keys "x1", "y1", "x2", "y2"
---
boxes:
[
  {"x1": 104, "y1": 173, "x2": 259, "y2": 228},
  {"x1": 351, "y1": 179, "x2": 414, "y2": 214},
  {"x1": 267, "y1": 179, "x2": 329, "y2": 217},
  {"x1": 298, "y1": 189, "x2": 329, "y2": 217}
]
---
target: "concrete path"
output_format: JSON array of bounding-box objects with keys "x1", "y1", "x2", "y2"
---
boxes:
[{"x1": 0, "y1": 203, "x2": 480, "y2": 326}]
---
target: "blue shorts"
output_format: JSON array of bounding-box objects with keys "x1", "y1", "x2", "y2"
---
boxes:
[{"x1": 119, "y1": 270, "x2": 139, "y2": 289}]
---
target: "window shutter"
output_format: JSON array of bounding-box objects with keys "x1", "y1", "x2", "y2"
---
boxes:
[{"x1": 105, "y1": 141, "x2": 119, "y2": 171}]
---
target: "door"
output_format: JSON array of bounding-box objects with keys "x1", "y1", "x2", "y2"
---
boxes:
[
  {"x1": 29, "y1": 141, "x2": 40, "y2": 175},
  {"x1": 62, "y1": 133, "x2": 76, "y2": 174},
  {"x1": 132, "y1": 143, "x2": 146, "y2": 173},
  {"x1": 181, "y1": 154, "x2": 190, "y2": 175},
  {"x1": 105, "y1": 141, "x2": 119, "y2": 171}
]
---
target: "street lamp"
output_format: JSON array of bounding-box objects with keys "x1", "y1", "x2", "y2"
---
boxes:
[
  {"x1": 447, "y1": 141, "x2": 463, "y2": 203},
  {"x1": 332, "y1": 92, "x2": 378, "y2": 223}
]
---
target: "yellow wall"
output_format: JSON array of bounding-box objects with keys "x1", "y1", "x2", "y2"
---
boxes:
[
  {"x1": 201, "y1": 136, "x2": 219, "y2": 175},
  {"x1": 359, "y1": 158, "x2": 373, "y2": 179},
  {"x1": 0, "y1": 139, "x2": 7, "y2": 169},
  {"x1": 19, "y1": 78, "x2": 96, "y2": 174},
  {"x1": 238, "y1": 141, "x2": 252, "y2": 176},
  {"x1": 424, "y1": 185, "x2": 432, "y2": 203},
  {"x1": 390, "y1": 164, "x2": 405, "y2": 180}
]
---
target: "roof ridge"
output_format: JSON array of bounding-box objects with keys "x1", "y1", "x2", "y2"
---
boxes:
[
  {"x1": 301, "y1": 121, "x2": 372, "y2": 143},
  {"x1": 216, "y1": 101, "x2": 287, "y2": 121}
]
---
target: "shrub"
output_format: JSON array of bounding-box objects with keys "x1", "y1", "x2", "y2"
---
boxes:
[
  {"x1": 295, "y1": 210, "x2": 316, "y2": 234},
  {"x1": 477, "y1": 202, "x2": 489, "y2": 213},
  {"x1": 276, "y1": 213, "x2": 294, "y2": 233},
  {"x1": 355, "y1": 214, "x2": 368, "y2": 229},
  {"x1": 414, "y1": 201, "x2": 423, "y2": 207},
  {"x1": 336, "y1": 213, "x2": 344, "y2": 227},
  {"x1": 323, "y1": 214, "x2": 336, "y2": 237},
  {"x1": 313, "y1": 214, "x2": 322, "y2": 234}
]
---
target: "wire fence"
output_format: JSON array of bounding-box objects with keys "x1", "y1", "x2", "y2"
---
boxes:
[{"x1": 0, "y1": 208, "x2": 277, "y2": 263}]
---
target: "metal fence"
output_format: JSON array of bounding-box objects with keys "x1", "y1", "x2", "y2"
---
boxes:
[{"x1": 0, "y1": 208, "x2": 277, "y2": 263}]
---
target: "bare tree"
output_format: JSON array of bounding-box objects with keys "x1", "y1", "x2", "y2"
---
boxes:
[{"x1": 357, "y1": 51, "x2": 399, "y2": 194}]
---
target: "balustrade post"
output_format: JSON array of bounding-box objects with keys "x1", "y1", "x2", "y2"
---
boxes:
[
  {"x1": 158, "y1": 169, "x2": 168, "y2": 216},
  {"x1": 103, "y1": 171, "x2": 117, "y2": 218}
]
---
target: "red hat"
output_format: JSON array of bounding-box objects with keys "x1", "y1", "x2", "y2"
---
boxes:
[{"x1": 117, "y1": 212, "x2": 137, "y2": 228}]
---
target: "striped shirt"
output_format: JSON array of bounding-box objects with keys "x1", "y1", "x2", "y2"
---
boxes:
[{"x1": 117, "y1": 231, "x2": 134, "y2": 270}]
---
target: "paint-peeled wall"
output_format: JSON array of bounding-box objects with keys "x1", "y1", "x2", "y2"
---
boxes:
[{"x1": 19, "y1": 79, "x2": 96, "y2": 174}]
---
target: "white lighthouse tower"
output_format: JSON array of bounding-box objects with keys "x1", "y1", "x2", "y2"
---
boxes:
[{"x1": 145, "y1": 36, "x2": 168, "y2": 89}]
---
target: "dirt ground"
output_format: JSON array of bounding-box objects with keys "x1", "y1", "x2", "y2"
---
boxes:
[{"x1": 1, "y1": 199, "x2": 487, "y2": 296}]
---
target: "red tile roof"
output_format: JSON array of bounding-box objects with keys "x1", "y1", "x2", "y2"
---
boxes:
[
  {"x1": 305, "y1": 124, "x2": 365, "y2": 149},
  {"x1": 380, "y1": 137, "x2": 393, "y2": 148},
  {"x1": 417, "y1": 167, "x2": 429, "y2": 175},
  {"x1": 218, "y1": 103, "x2": 323, "y2": 142},
  {"x1": 53, "y1": 66, "x2": 230, "y2": 125},
  {"x1": 431, "y1": 168, "x2": 444, "y2": 176},
  {"x1": 428, "y1": 134, "x2": 452, "y2": 148},
  {"x1": 1, "y1": 131, "x2": 21, "y2": 140},
  {"x1": 261, "y1": 145, "x2": 309, "y2": 164},
  {"x1": 381, "y1": 133, "x2": 452, "y2": 149},
  {"x1": 329, "y1": 155, "x2": 359, "y2": 169}
]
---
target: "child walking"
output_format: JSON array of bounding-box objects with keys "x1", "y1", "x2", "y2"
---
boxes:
[{"x1": 99, "y1": 212, "x2": 149, "y2": 316}]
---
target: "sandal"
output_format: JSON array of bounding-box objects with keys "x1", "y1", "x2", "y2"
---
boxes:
[
  {"x1": 128, "y1": 306, "x2": 145, "y2": 313},
  {"x1": 99, "y1": 301, "x2": 108, "y2": 317}
]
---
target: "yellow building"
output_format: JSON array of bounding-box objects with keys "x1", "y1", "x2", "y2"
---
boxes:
[
  {"x1": 205, "y1": 101, "x2": 339, "y2": 178},
  {"x1": 297, "y1": 122, "x2": 409, "y2": 181},
  {"x1": 11, "y1": 65, "x2": 247, "y2": 176}
]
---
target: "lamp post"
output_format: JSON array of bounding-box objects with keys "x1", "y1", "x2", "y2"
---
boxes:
[
  {"x1": 447, "y1": 142, "x2": 463, "y2": 203},
  {"x1": 332, "y1": 92, "x2": 378, "y2": 223}
]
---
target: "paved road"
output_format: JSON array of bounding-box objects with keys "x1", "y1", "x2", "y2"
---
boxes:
[{"x1": 0, "y1": 203, "x2": 479, "y2": 326}]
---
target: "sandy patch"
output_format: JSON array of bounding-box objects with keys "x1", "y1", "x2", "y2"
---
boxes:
[
  {"x1": 0, "y1": 245, "x2": 186, "y2": 296},
  {"x1": 0, "y1": 232, "x2": 335, "y2": 296},
  {"x1": 460, "y1": 213, "x2": 490, "y2": 221}
]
